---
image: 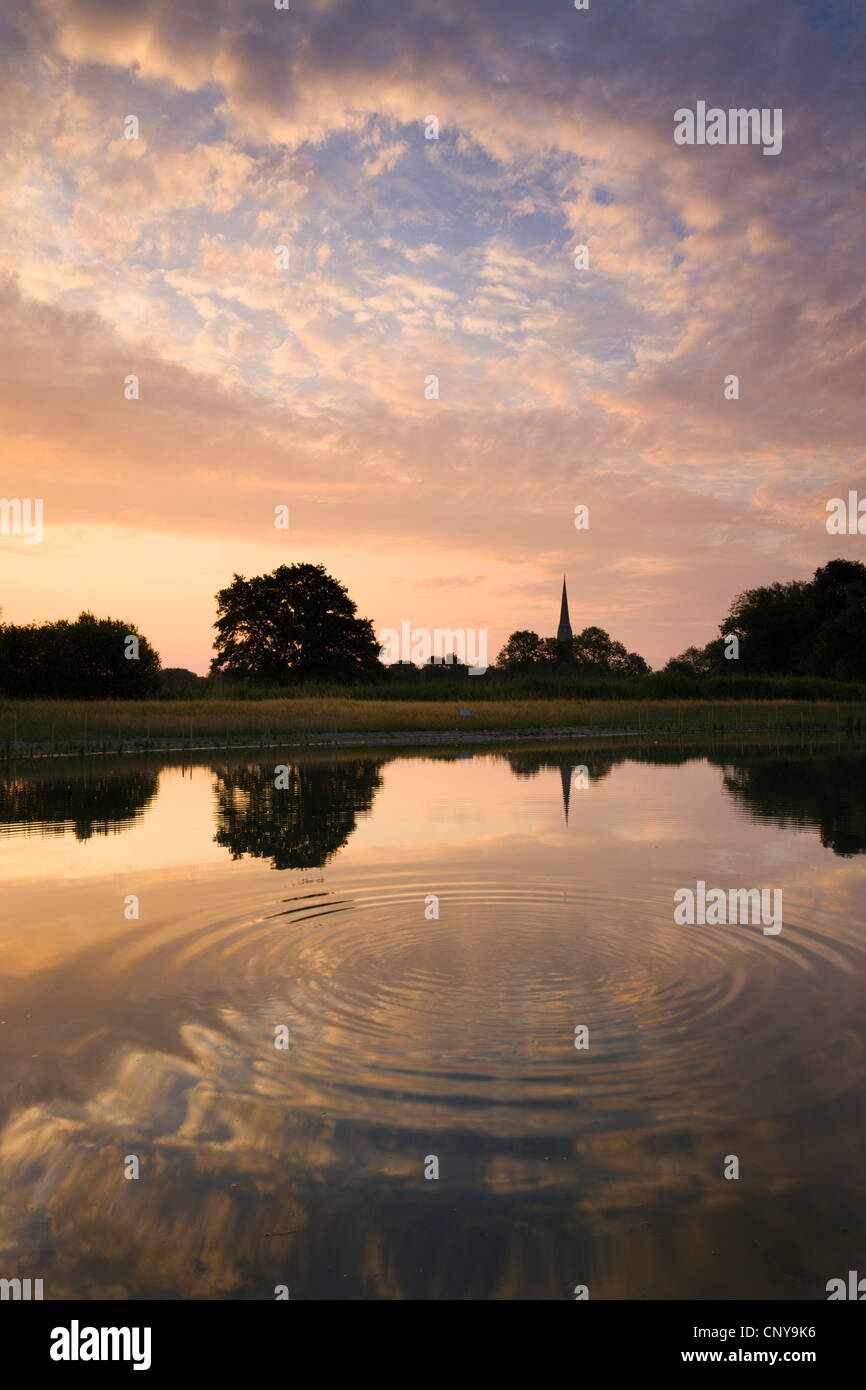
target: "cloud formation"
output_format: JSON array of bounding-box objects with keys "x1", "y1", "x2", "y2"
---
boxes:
[{"x1": 0, "y1": 0, "x2": 863, "y2": 667}]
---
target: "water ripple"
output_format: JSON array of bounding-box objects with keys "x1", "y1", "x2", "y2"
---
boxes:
[{"x1": 103, "y1": 877, "x2": 866, "y2": 1138}]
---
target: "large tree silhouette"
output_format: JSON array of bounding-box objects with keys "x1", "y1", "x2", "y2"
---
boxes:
[{"x1": 210, "y1": 563, "x2": 381, "y2": 684}]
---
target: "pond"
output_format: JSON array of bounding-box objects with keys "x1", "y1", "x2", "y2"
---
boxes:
[{"x1": 1, "y1": 743, "x2": 864, "y2": 1299}]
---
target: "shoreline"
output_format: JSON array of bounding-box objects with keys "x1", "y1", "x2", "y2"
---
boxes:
[
  {"x1": 2, "y1": 723, "x2": 855, "y2": 761},
  {"x1": 4, "y1": 725, "x2": 629, "y2": 759}
]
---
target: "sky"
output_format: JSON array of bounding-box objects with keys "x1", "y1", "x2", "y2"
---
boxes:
[{"x1": 0, "y1": 0, "x2": 863, "y2": 673}]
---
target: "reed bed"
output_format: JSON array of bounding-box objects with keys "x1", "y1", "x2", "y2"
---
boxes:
[{"x1": 3, "y1": 697, "x2": 865, "y2": 756}]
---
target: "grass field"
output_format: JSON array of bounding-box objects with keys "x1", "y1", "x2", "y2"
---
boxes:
[{"x1": 3, "y1": 697, "x2": 866, "y2": 755}]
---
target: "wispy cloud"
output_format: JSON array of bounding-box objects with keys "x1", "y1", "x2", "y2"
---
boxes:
[{"x1": 0, "y1": 0, "x2": 863, "y2": 668}]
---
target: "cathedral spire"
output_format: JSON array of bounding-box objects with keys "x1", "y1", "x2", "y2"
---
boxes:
[{"x1": 557, "y1": 575, "x2": 572, "y2": 641}]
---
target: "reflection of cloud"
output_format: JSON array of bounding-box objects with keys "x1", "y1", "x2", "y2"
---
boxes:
[
  {"x1": 2, "y1": 744, "x2": 866, "y2": 1295},
  {"x1": 1, "y1": 1022, "x2": 839, "y2": 1299}
]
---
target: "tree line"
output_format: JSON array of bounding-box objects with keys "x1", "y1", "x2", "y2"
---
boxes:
[
  {"x1": 663, "y1": 560, "x2": 866, "y2": 682},
  {"x1": 0, "y1": 611, "x2": 161, "y2": 699},
  {"x1": 1, "y1": 558, "x2": 864, "y2": 698}
]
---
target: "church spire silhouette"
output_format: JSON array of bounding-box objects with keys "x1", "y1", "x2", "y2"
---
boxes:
[{"x1": 557, "y1": 575, "x2": 572, "y2": 640}]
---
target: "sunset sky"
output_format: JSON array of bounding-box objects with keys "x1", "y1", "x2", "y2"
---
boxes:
[{"x1": 0, "y1": 0, "x2": 863, "y2": 672}]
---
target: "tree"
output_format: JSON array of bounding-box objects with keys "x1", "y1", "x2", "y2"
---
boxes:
[
  {"x1": 0, "y1": 611, "x2": 161, "y2": 698},
  {"x1": 572, "y1": 625, "x2": 616, "y2": 670},
  {"x1": 420, "y1": 654, "x2": 469, "y2": 679},
  {"x1": 662, "y1": 560, "x2": 866, "y2": 681},
  {"x1": 720, "y1": 561, "x2": 866, "y2": 679},
  {"x1": 161, "y1": 667, "x2": 209, "y2": 696},
  {"x1": 572, "y1": 626, "x2": 650, "y2": 675},
  {"x1": 609, "y1": 645, "x2": 651, "y2": 676},
  {"x1": 808, "y1": 560, "x2": 866, "y2": 680},
  {"x1": 496, "y1": 630, "x2": 546, "y2": 670},
  {"x1": 210, "y1": 563, "x2": 381, "y2": 684},
  {"x1": 386, "y1": 660, "x2": 424, "y2": 683},
  {"x1": 496, "y1": 625, "x2": 648, "y2": 676},
  {"x1": 665, "y1": 643, "x2": 718, "y2": 676},
  {"x1": 542, "y1": 635, "x2": 573, "y2": 667},
  {"x1": 720, "y1": 579, "x2": 813, "y2": 675}
]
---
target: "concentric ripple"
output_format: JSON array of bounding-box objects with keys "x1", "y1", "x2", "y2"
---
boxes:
[{"x1": 101, "y1": 873, "x2": 866, "y2": 1139}]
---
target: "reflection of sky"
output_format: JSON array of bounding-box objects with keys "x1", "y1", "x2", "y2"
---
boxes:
[
  {"x1": 1, "y1": 751, "x2": 865, "y2": 1298},
  {"x1": 0, "y1": 751, "x2": 823, "y2": 877},
  {"x1": 0, "y1": 768, "x2": 225, "y2": 879},
  {"x1": 0, "y1": 752, "x2": 862, "y2": 958}
]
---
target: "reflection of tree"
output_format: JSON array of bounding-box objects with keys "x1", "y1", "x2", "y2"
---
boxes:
[
  {"x1": 0, "y1": 770, "x2": 159, "y2": 840},
  {"x1": 718, "y1": 753, "x2": 866, "y2": 857},
  {"x1": 503, "y1": 751, "x2": 618, "y2": 823},
  {"x1": 504, "y1": 749, "x2": 618, "y2": 785},
  {"x1": 499, "y1": 744, "x2": 866, "y2": 857},
  {"x1": 213, "y1": 759, "x2": 385, "y2": 869}
]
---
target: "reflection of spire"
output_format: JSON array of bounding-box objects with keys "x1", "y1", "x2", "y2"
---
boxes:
[
  {"x1": 560, "y1": 765, "x2": 571, "y2": 824},
  {"x1": 557, "y1": 575, "x2": 572, "y2": 640}
]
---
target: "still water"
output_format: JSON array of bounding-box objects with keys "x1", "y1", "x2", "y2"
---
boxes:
[{"x1": 0, "y1": 743, "x2": 864, "y2": 1299}]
